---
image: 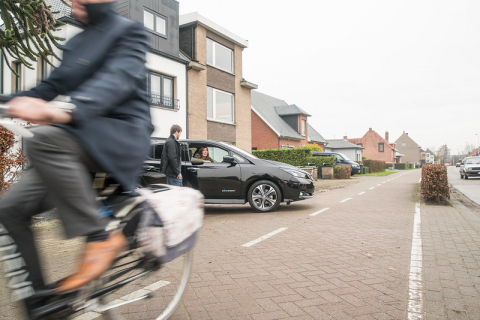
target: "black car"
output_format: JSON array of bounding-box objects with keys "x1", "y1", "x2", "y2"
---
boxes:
[
  {"x1": 141, "y1": 139, "x2": 314, "y2": 212},
  {"x1": 312, "y1": 151, "x2": 361, "y2": 175}
]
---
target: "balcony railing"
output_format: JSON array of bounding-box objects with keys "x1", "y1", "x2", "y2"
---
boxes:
[{"x1": 149, "y1": 93, "x2": 180, "y2": 110}]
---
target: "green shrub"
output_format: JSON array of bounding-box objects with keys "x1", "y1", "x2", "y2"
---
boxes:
[
  {"x1": 421, "y1": 164, "x2": 449, "y2": 201},
  {"x1": 395, "y1": 163, "x2": 407, "y2": 170},
  {"x1": 334, "y1": 164, "x2": 351, "y2": 179},
  {"x1": 253, "y1": 147, "x2": 311, "y2": 166},
  {"x1": 305, "y1": 156, "x2": 336, "y2": 168},
  {"x1": 362, "y1": 160, "x2": 386, "y2": 173}
]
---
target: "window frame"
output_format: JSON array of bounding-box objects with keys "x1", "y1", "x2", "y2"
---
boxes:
[
  {"x1": 207, "y1": 86, "x2": 235, "y2": 124},
  {"x1": 206, "y1": 38, "x2": 234, "y2": 73},
  {"x1": 143, "y1": 8, "x2": 167, "y2": 38},
  {"x1": 13, "y1": 61, "x2": 22, "y2": 93},
  {"x1": 378, "y1": 142, "x2": 384, "y2": 152},
  {"x1": 148, "y1": 71, "x2": 175, "y2": 109}
]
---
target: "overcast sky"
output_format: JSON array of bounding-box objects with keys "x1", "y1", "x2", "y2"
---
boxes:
[{"x1": 179, "y1": 0, "x2": 480, "y2": 155}]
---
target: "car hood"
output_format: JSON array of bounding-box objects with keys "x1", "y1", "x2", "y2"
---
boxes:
[{"x1": 262, "y1": 159, "x2": 301, "y2": 170}]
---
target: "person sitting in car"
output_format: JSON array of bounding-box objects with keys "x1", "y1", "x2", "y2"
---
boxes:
[{"x1": 195, "y1": 147, "x2": 213, "y2": 162}]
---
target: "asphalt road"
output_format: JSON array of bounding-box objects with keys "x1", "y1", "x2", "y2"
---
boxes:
[{"x1": 447, "y1": 165, "x2": 480, "y2": 206}]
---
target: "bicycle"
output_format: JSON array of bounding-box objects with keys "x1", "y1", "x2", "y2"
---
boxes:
[{"x1": 0, "y1": 102, "x2": 196, "y2": 320}]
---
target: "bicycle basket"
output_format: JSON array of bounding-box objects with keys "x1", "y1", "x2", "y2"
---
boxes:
[{"x1": 137, "y1": 185, "x2": 204, "y2": 263}]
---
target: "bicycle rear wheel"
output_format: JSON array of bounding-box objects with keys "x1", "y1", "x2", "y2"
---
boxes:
[{"x1": 72, "y1": 248, "x2": 193, "y2": 320}]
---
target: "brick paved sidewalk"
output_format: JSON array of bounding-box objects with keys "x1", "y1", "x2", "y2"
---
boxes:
[{"x1": 421, "y1": 194, "x2": 480, "y2": 320}]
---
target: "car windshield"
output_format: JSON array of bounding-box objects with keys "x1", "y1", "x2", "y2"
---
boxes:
[
  {"x1": 218, "y1": 142, "x2": 258, "y2": 159},
  {"x1": 337, "y1": 153, "x2": 351, "y2": 161},
  {"x1": 466, "y1": 158, "x2": 480, "y2": 164}
]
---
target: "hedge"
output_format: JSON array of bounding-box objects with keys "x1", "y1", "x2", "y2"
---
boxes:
[
  {"x1": 395, "y1": 163, "x2": 407, "y2": 170},
  {"x1": 252, "y1": 148, "x2": 336, "y2": 168},
  {"x1": 304, "y1": 156, "x2": 336, "y2": 168},
  {"x1": 363, "y1": 166, "x2": 369, "y2": 174},
  {"x1": 253, "y1": 148, "x2": 311, "y2": 167},
  {"x1": 421, "y1": 164, "x2": 449, "y2": 201},
  {"x1": 362, "y1": 159, "x2": 386, "y2": 173},
  {"x1": 334, "y1": 164, "x2": 351, "y2": 179}
]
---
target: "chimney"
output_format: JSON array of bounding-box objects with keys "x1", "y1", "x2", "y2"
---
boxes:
[
  {"x1": 343, "y1": 135, "x2": 347, "y2": 140},
  {"x1": 369, "y1": 128, "x2": 372, "y2": 131},
  {"x1": 406, "y1": 133, "x2": 408, "y2": 136},
  {"x1": 385, "y1": 131, "x2": 389, "y2": 142}
]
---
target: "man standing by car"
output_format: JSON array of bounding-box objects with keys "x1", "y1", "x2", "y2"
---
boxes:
[{"x1": 161, "y1": 125, "x2": 183, "y2": 186}]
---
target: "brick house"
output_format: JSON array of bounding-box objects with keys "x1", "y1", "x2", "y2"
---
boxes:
[
  {"x1": 179, "y1": 12, "x2": 257, "y2": 151},
  {"x1": 1, "y1": 0, "x2": 188, "y2": 140},
  {"x1": 394, "y1": 131, "x2": 422, "y2": 164},
  {"x1": 251, "y1": 91, "x2": 317, "y2": 150},
  {"x1": 347, "y1": 128, "x2": 396, "y2": 163}
]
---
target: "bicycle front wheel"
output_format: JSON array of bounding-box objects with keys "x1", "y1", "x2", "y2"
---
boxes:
[{"x1": 72, "y1": 249, "x2": 194, "y2": 320}]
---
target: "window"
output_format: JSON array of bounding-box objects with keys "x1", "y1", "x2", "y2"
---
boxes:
[
  {"x1": 378, "y1": 143, "x2": 384, "y2": 152},
  {"x1": 301, "y1": 120, "x2": 306, "y2": 135},
  {"x1": 402, "y1": 142, "x2": 406, "y2": 146},
  {"x1": 206, "y1": 38, "x2": 233, "y2": 73},
  {"x1": 357, "y1": 143, "x2": 363, "y2": 147},
  {"x1": 14, "y1": 62, "x2": 23, "y2": 93},
  {"x1": 40, "y1": 58, "x2": 52, "y2": 81},
  {"x1": 144, "y1": 9, "x2": 166, "y2": 36},
  {"x1": 148, "y1": 72, "x2": 175, "y2": 109},
  {"x1": 207, "y1": 87, "x2": 234, "y2": 123}
]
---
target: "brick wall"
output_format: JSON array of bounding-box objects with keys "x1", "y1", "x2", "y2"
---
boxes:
[
  {"x1": 187, "y1": 26, "x2": 207, "y2": 139},
  {"x1": 234, "y1": 43, "x2": 252, "y2": 151},
  {"x1": 279, "y1": 138, "x2": 303, "y2": 148},
  {"x1": 251, "y1": 111, "x2": 278, "y2": 150},
  {"x1": 359, "y1": 129, "x2": 395, "y2": 162},
  {"x1": 186, "y1": 25, "x2": 252, "y2": 151}
]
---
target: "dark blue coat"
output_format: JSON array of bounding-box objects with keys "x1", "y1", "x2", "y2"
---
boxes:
[{"x1": 17, "y1": 3, "x2": 154, "y2": 191}]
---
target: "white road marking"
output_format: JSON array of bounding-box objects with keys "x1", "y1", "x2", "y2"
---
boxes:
[
  {"x1": 418, "y1": 178, "x2": 421, "y2": 183},
  {"x1": 376, "y1": 184, "x2": 382, "y2": 186},
  {"x1": 369, "y1": 187, "x2": 375, "y2": 190},
  {"x1": 242, "y1": 228, "x2": 288, "y2": 247},
  {"x1": 340, "y1": 198, "x2": 352, "y2": 203},
  {"x1": 73, "y1": 280, "x2": 171, "y2": 320},
  {"x1": 358, "y1": 192, "x2": 366, "y2": 195},
  {"x1": 310, "y1": 207, "x2": 330, "y2": 216},
  {"x1": 383, "y1": 181, "x2": 387, "y2": 184},
  {"x1": 407, "y1": 203, "x2": 423, "y2": 319}
]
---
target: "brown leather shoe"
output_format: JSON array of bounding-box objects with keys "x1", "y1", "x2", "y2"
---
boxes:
[{"x1": 57, "y1": 231, "x2": 126, "y2": 293}]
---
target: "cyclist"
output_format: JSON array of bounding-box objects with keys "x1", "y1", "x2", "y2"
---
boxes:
[{"x1": 0, "y1": 0, "x2": 153, "y2": 316}]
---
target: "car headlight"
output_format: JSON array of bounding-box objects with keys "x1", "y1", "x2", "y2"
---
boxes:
[
  {"x1": 352, "y1": 163, "x2": 360, "y2": 167},
  {"x1": 280, "y1": 167, "x2": 310, "y2": 179},
  {"x1": 468, "y1": 167, "x2": 472, "y2": 172}
]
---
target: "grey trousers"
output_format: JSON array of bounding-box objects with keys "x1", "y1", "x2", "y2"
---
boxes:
[
  {"x1": 0, "y1": 125, "x2": 105, "y2": 239},
  {"x1": 0, "y1": 125, "x2": 109, "y2": 301}
]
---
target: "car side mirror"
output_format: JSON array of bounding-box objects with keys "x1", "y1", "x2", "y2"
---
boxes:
[
  {"x1": 223, "y1": 155, "x2": 235, "y2": 163},
  {"x1": 191, "y1": 158, "x2": 204, "y2": 165}
]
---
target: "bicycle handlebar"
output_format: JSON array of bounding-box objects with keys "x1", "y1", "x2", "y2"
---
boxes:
[{"x1": 0, "y1": 101, "x2": 76, "y2": 138}]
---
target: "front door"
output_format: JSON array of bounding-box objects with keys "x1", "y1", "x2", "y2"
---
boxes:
[{"x1": 184, "y1": 144, "x2": 242, "y2": 199}]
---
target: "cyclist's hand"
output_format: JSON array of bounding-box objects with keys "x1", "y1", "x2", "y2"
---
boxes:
[{"x1": 7, "y1": 97, "x2": 72, "y2": 125}]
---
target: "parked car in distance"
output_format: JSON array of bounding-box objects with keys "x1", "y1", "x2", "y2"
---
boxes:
[
  {"x1": 311, "y1": 151, "x2": 361, "y2": 175},
  {"x1": 456, "y1": 161, "x2": 462, "y2": 167},
  {"x1": 459, "y1": 157, "x2": 480, "y2": 179},
  {"x1": 141, "y1": 139, "x2": 315, "y2": 212}
]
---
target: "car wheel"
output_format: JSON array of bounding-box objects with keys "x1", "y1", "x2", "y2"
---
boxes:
[{"x1": 248, "y1": 180, "x2": 281, "y2": 212}]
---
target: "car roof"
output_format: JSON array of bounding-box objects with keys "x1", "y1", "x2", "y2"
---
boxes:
[{"x1": 151, "y1": 139, "x2": 224, "y2": 146}]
